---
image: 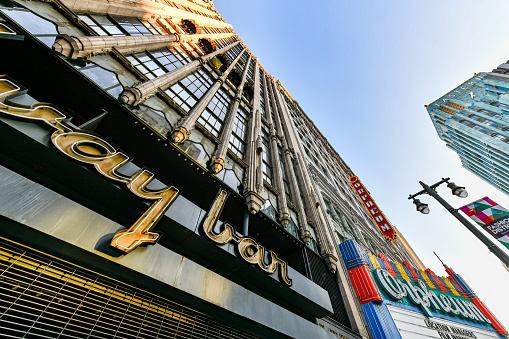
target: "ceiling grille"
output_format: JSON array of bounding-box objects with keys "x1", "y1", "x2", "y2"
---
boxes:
[{"x1": 0, "y1": 240, "x2": 259, "y2": 339}]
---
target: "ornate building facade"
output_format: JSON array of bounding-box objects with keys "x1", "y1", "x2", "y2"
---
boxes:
[{"x1": 0, "y1": 0, "x2": 427, "y2": 338}]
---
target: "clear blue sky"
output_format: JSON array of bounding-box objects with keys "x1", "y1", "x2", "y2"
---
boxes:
[{"x1": 216, "y1": 0, "x2": 509, "y2": 328}]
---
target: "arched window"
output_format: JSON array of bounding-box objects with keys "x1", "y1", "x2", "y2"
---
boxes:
[
  {"x1": 227, "y1": 71, "x2": 241, "y2": 87},
  {"x1": 180, "y1": 19, "x2": 197, "y2": 34},
  {"x1": 198, "y1": 38, "x2": 215, "y2": 54}
]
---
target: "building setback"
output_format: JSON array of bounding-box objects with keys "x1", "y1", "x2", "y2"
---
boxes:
[
  {"x1": 0, "y1": 0, "x2": 483, "y2": 338},
  {"x1": 427, "y1": 63, "x2": 509, "y2": 196}
]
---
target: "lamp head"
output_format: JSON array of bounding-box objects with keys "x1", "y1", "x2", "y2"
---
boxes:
[
  {"x1": 447, "y1": 182, "x2": 468, "y2": 198},
  {"x1": 413, "y1": 198, "x2": 430, "y2": 214}
]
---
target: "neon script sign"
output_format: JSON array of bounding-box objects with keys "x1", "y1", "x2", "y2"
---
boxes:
[
  {"x1": 0, "y1": 76, "x2": 292, "y2": 285},
  {"x1": 0, "y1": 76, "x2": 180, "y2": 253},
  {"x1": 375, "y1": 268, "x2": 489, "y2": 323},
  {"x1": 202, "y1": 189, "x2": 292, "y2": 286}
]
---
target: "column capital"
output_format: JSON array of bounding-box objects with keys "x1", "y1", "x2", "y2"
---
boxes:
[
  {"x1": 322, "y1": 253, "x2": 338, "y2": 274},
  {"x1": 170, "y1": 125, "x2": 190, "y2": 143},
  {"x1": 301, "y1": 229, "x2": 312, "y2": 245},
  {"x1": 119, "y1": 86, "x2": 143, "y2": 106},
  {"x1": 279, "y1": 212, "x2": 290, "y2": 227},
  {"x1": 244, "y1": 191, "x2": 265, "y2": 214},
  {"x1": 210, "y1": 155, "x2": 225, "y2": 174}
]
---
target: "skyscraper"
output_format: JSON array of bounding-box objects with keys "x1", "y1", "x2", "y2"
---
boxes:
[
  {"x1": 427, "y1": 63, "x2": 509, "y2": 196},
  {"x1": 2, "y1": 0, "x2": 502, "y2": 338}
]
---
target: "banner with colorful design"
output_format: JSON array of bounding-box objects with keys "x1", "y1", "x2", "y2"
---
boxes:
[{"x1": 459, "y1": 197, "x2": 509, "y2": 250}]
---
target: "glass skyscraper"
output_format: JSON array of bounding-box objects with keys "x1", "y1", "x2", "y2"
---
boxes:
[{"x1": 427, "y1": 64, "x2": 509, "y2": 195}]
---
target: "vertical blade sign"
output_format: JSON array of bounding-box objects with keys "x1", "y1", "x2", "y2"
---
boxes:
[{"x1": 349, "y1": 176, "x2": 397, "y2": 241}]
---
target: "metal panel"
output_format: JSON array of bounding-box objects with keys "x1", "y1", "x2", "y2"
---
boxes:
[
  {"x1": 0, "y1": 166, "x2": 337, "y2": 339},
  {"x1": 305, "y1": 247, "x2": 351, "y2": 329},
  {"x1": 0, "y1": 240, "x2": 259, "y2": 339}
]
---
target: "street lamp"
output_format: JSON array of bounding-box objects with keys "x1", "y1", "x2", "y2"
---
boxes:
[
  {"x1": 412, "y1": 198, "x2": 429, "y2": 214},
  {"x1": 408, "y1": 177, "x2": 509, "y2": 267},
  {"x1": 447, "y1": 182, "x2": 468, "y2": 198}
]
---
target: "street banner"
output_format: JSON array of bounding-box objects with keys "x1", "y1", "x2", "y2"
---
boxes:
[
  {"x1": 459, "y1": 197, "x2": 509, "y2": 250},
  {"x1": 349, "y1": 176, "x2": 397, "y2": 241}
]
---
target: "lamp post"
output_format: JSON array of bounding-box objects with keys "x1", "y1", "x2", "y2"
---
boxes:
[{"x1": 408, "y1": 177, "x2": 509, "y2": 267}]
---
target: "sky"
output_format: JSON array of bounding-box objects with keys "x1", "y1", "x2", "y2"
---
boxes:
[{"x1": 215, "y1": 0, "x2": 509, "y2": 329}]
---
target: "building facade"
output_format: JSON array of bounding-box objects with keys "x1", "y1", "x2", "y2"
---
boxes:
[
  {"x1": 0, "y1": 0, "x2": 467, "y2": 338},
  {"x1": 427, "y1": 63, "x2": 509, "y2": 196}
]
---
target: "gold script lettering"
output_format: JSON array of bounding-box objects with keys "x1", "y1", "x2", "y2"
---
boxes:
[
  {"x1": 51, "y1": 131, "x2": 131, "y2": 182},
  {"x1": 0, "y1": 75, "x2": 180, "y2": 253},
  {"x1": 203, "y1": 189, "x2": 292, "y2": 286},
  {"x1": 112, "y1": 169, "x2": 179, "y2": 251}
]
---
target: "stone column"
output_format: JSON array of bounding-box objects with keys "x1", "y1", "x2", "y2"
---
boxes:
[
  {"x1": 269, "y1": 79, "x2": 311, "y2": 244},
  {"x1": 264, "y1": 75, "x2": 290, "y2": 227},
  {"x1": 210, "y1": 54, "x2": 252, "y2": 173},
  {"x1": 53, "y1": 32, "x2": 234, "y2": 60},
  {"x1": 119, "y1": 41, "x2": 240, "y2": 105},
  {"x1": 53, "y1": 34, "x2": 178, "y2": 59},
  {"x1": 170, "y1": 48, "x2": 245, "y2": 144},
  {"x1": 272, "y1": 80, "x2": 339, "y2": 271},
  {"x1": 243, "y1": 58, "x2": 264, "y2": 214}
]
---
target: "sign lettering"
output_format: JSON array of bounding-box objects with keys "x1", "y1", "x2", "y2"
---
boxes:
[
  {"x1": 425, "y1": 320, "x2": 477, "y2": 339},
  {"x1": 0, "y1": 76, "x2": 180, "y2": 253},
  {"x1": 349, "y1": 176, "x2": 396, "y2": 241},
  {"x1": 375, "y1": 268, "x2": 489, "y2": 323},
  {"x1": 203, "y1": 189, "x2": 292, "y2": 286}
]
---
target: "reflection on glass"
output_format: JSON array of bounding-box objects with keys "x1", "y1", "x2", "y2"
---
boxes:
[
  {"x1": 81, "y1": 67, "x2": 119, "y2": 89},
  {"x1": 260, "y1": 199, "x2": 279, "y2": 222},
  {"x1": 309, "y1": 238, "x2": 319, "y2": 253},
  {"x1": 216, "y1": 169, "x2": 241, "y2": 193},
  {"x1": 67, "y1": 60, "x2": 123, "y2": 98},
  {"x1": 287, "y1": 218, "x2": 300, "y2": 239},
  {"x1": 0, "y1": 8, "x2": 59, "y2": 47},
  {"x1": 1, "y1": 9, "x2": 57, "y2": 35},
  {"x1": 107, "y1": 85, "x2": 123, "y2": 98},
  {"x1": 178, "y1": 141, "x2": 210, "y2": 166}
]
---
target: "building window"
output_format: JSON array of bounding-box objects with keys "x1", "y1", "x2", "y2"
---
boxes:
[
  {"x1": 308, "y1": 226, "x2": 320, "y2": 253},
  {"x1": 323, "y1": 199, "x2": 338, "y2": 222},
  {"x1": 0, "y1": 5, "x2": 59, "y2": 47},
  {"x1": 259, "y1": 69, "x2": 267, "y2": 119},
  {"x1": 224, "y1": 43, "x2": 243, "y2": 64},
  {"x1": 111, "y1": 15, "x2": 153, "y2": 35},
  {"x1": 229, "y1": 107, "x2": 248, "y2": 158},
  {"x1": 71, "y1": 60, "x2": 123, "y2": 98},
  {"x1": 278, "y1": 147, "x2": 291, "y2": 204},
  {"x1": 165, "y1": 69, "x2": 213, "y2": 112},
  {"x1": 197, "y1": 88, "x2": 231, "y2": 137},
  {"x1": 141, "y1": 20, "x2": 168, "y2": 35},
  {"x1": 78, "y1": 15, "x2": 152, "y2": 36},
  {"x1": 261, "y1": 127, "x2": 273, "y2": 185},
  {"x1": 261, "y1": 188, "x2": 279, "y2": 221},
  {"x1": 287, "y1": 209, "x2": 300, "y2": 234},
  {"x1": 127, "y1": 47, "x2": 189, "y2": 79},
  {"x1": 335, "y1": 231, "x2": 344, "y2": 243}
]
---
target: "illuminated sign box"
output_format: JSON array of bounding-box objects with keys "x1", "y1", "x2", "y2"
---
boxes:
[{"x1": 338, "y1": 239, "x2": 507, "y2": 339}]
